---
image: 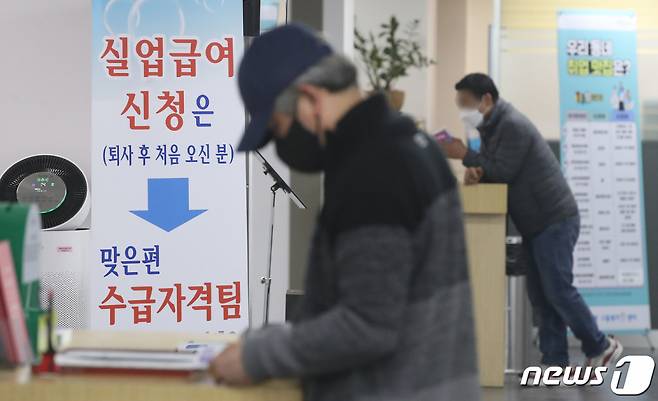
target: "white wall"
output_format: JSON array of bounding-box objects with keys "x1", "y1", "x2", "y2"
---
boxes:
[
  {"x1": 0, "y1": 0, "x2": 289, "y2": 329},
  {"x1": 323, "y1": 0, "x2": 354, "y2": 57},
  {"x1": 353, "y1": 0, "x2": 431, "y2": 126},
  {"x1": 0, "y1": 0, "x2": 92, "y2": 178}
]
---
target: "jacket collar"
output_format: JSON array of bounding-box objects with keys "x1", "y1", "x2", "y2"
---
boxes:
[
  {"x1": 478, "y1": 98, "x2": 509, "y2": 135},
  {"x1": 326, "y1": 93, "x2": 392, "y2": 162}
]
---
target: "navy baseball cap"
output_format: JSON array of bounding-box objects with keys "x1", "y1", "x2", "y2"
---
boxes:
[{"x1": 237, "y1": 24, "x2": 333, "y2": 151}]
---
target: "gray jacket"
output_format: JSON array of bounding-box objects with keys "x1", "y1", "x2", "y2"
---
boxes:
[
  {"x1": 242, "y1": 95, "x2": 480, "y2": 401},
  {"x1": 463, "y1": 99, "x2": 578, "y2": 237}
]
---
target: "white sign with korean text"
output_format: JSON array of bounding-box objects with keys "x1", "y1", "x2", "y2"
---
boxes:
[{"x1": 89, "y1": 0, "x2": 249, "y2": 333}]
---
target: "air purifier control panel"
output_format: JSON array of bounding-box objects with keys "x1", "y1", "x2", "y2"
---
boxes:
[{"x1": 16, "y1": 172, "x2": 67, "y2": 213}]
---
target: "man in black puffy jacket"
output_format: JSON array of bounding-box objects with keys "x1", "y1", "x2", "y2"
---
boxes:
[{"x1": 441, "y1": 73, "x2": 622, "y2": 371}]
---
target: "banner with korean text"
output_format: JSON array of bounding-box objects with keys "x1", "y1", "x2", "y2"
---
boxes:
[
  {"x1": 558, "y1": 10, "x2": 650, "y2": 333},
  {"x1": 90, "y1": 0, "x2": 249, "y2": 333}
]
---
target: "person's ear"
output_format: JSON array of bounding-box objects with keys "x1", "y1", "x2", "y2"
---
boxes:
[
  {"x1": 269, "y1": 112, "x2": 293, "y2": 138},
  {"x1": 481, "y1": 93, "x2": 494, "y2": 113},
  {"x1": 297, "y1": 84, "x2": 324, "y2": 115}
]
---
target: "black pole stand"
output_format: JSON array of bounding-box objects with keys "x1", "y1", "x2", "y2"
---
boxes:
[{"x1": 254, "y1": 151, "x2": 306, "y2": 325}]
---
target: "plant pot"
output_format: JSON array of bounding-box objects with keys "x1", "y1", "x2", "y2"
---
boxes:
[
  {"x1": 368, "y1": 89, "x2": 405, "y2": 111},
  {"x1": 386, "y1": 89, "x2": 405, "y2": 111}
]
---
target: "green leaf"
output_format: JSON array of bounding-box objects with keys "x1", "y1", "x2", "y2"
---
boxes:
[{"x1": 352, "y1": 15, "x2": 435, "y2": 90}]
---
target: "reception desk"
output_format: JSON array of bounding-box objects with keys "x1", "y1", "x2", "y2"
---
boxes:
[
  {"x1": 460, "y1": 184, "x2": 508, "y2": 388},
  {"x1": 1, "y1": 331, "x2": 302, "y2": 401},
  {"x1": 0, "y1": 373, "x2": 301, "y2": 401}
]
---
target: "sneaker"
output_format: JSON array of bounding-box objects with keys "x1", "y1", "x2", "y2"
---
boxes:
[{"x1": 586, "y1": 335, "x2": 624, "y2": 371}]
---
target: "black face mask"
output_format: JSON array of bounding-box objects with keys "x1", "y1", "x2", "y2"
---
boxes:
[{"x1": 275, "y1": 119, "x2": 325, "y2": 173}]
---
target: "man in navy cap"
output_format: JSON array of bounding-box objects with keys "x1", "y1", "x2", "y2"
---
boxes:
[{"x1": 210, "y1": 24, "x2": 480, "y2": 401}]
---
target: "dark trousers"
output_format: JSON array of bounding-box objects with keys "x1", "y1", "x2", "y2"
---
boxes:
[{"x1": 524, "y1": 215, "x2": 608, "y2": 366}]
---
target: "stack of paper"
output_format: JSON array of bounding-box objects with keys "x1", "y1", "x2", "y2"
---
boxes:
[
  {"x1": 54, "y1": 349, "x2": 208, "y2": 371},
  {"x1": 53, "y1": 330, "x2": 230, "y2": 373}
]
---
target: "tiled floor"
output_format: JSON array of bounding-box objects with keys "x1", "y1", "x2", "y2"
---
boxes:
[{"x1": 482, "y1": 347, "x2": 657, "y2": 401}]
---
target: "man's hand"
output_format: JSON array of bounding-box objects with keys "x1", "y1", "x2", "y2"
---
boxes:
[
  {"x1": 209, "y1": 342, "x2": 252, "y2": 386},
  {"x1": 464, "y1": 167, "x2": 484, "y2": 185},
  {"x1": 439, "y1": 138, "x2": 468, "y2": 160}
]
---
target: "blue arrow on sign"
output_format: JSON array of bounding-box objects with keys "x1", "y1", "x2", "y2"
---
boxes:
[{"x1": 130, "y1": 178, "x2": 207, "y2": 232}]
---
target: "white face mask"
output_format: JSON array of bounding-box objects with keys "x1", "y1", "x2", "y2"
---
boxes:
[{"x1": 459, "y1": 107, "x2": 483, "y2": 129}]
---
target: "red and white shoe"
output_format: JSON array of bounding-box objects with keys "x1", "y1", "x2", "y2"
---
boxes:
[{"x1": 586, "y1": 336, "x2": 624, "y2": 372}]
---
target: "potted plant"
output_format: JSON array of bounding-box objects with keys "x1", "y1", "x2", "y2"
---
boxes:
[{"x1": 354, "y1": 16, "x2": 434, "y2": 111}]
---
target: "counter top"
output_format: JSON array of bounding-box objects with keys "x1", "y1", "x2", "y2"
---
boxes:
[{"x1": 0, "y1": 371, "x2": 301, "y2": 401}]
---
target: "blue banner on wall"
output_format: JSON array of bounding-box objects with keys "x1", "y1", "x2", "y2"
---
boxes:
[{"x1": 558, "y1": 10, "x2": 650, "y2": 333}]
